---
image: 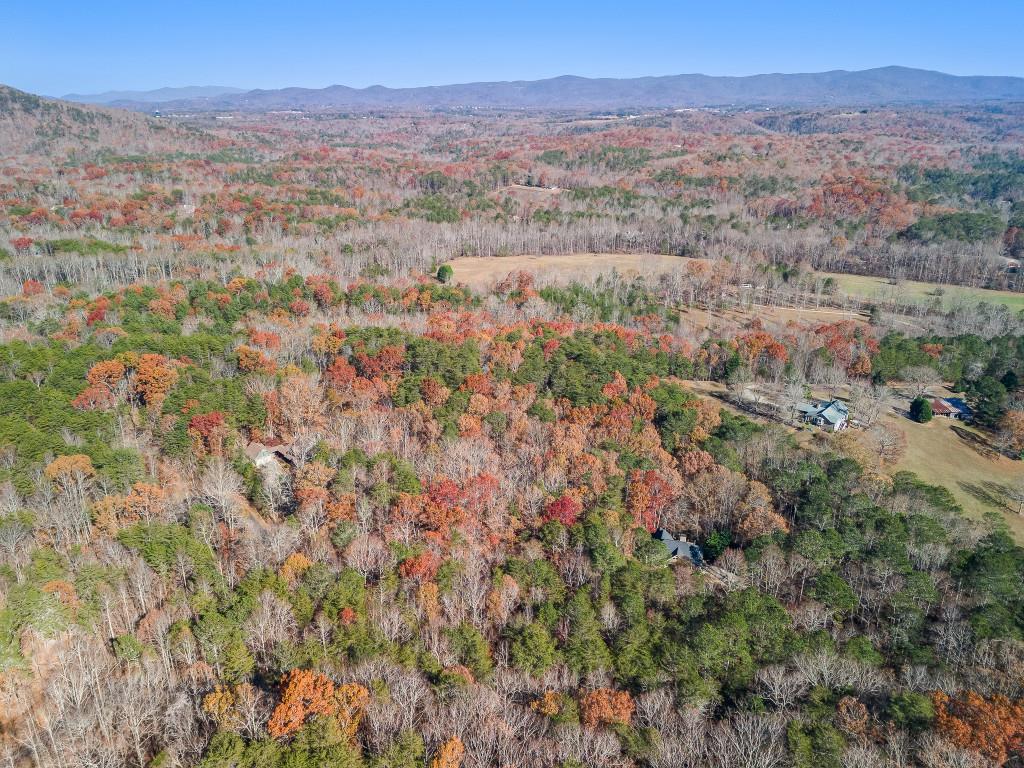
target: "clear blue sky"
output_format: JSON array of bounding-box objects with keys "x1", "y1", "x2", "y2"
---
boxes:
[{"x1": 4, "y1": 0, "x2": 1023, "y2": 96}]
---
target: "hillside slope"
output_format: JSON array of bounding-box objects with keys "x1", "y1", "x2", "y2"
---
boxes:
[{"x1": 0, "y1": 85, "x2": 212, "y2": 156}]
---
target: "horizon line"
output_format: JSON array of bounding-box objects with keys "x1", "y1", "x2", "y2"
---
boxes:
[{"x1": 48, "y1": 64, "x2": 1024, "y2": 100}]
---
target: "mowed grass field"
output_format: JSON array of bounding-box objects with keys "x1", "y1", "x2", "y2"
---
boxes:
[
  {"x1": 821, "y1": 271, "x2": 1024, "y2": 312},
  {"x1": 891, "y1": 414, "x2": 1024, "y2": 539},
  {"x1": 446, "y1": 252, "x2": 697, "y2": 289}
]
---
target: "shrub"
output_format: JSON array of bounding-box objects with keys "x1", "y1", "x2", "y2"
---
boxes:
[
  {"x1": 112, "y1": 634, "x2": 144, "y2": 663},
  {"x1": 909, "y1": 396, "x2": 933, "y2": 423}
]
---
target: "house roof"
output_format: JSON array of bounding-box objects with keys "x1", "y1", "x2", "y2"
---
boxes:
[
  {"x1": 797, "y1": 399, "x2": 849, "y2": 423},
  {"x1": 653, "y1": 529, "x2": 704, "y2": 566},
  {"x1": 816, "y1": 400, "x2": 849, "y2": 424},
  {"x1": 945, "y1": 397, "x2": 972, "y2": 415},
  {"x1": 244, "y1": 441, "x2": 294, "y2": 466},
  {"x1": 931, "y1": 398, "x2": 957, "y2": 415},
  {"x1": 243, "y1": 442, "x2": 267, "y2": 461}
]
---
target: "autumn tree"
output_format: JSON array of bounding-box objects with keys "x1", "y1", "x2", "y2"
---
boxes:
[
  {"x1": 267, "y1": 669, "x2": 337, "y2": 739},
  {"x1": 45, "y1": 454, "x2": 95, "y2": 498},
  {"x1": 133, "y1": 353, "x2": 178, "y2": 406},
  {"x1": 932, "y1": 690, "x2": 1024, "y2": 765},
  {"x1": 44, "y1": 454, "x2": 95, "y2": 543},
  {"x1": 74, "y1": 359, "x2": 127, "y2": 409},
  {"x1": 430, "y1": 736, "x2": 464, "y2": 768},
  {"x1": 734, "y1": 481, "x2": 789, "y2": 544},
  {"x1": 543, "y1": 494, "x2": 583, "y2": 527},
  {"x1": 627, "y1": 469, "x2": 676, "y2": 532},
  {"x1": 579, "y1": 688, "x2": 635, "y2": 728}
]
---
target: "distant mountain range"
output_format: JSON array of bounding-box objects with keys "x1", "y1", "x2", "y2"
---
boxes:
[
  {"x1": 62, "y1": 67, "x2": 1024, "y2": 113},
  {"x1": 62, "y1": 85, "x2": 246, "y2": 105}
]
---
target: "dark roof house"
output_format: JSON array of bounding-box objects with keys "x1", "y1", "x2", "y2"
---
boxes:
[{"x1": 653, "y1": 529, "x2": 704, "y2": 566}]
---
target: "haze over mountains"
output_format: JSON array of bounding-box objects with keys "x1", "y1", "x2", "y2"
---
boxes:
[
  {"x1": 62, "y1": 85, "x2": 246, "y2": 104},
  {"x1": 57, "y1": 67, "x2": 1024, "y2": 112}
]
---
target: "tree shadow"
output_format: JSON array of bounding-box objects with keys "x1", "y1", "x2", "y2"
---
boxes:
[
  {"x1": 957, "y1": 480, "x2": 1019, "y2": 513},
  {"x1": 950, "y1": 425, "x2": 999, "y2": 459}
]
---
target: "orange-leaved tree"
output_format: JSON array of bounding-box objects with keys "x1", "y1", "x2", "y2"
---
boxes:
[
  {"x1": 267, "y1": 669, "x2": 370, "y2": 742},
  {"x1": 430, "y1": 736, "x2": 465, "y2": 768},
  {"x1": 334, "y1": 682, "x2": 370, "y2": 744},
  {"x1": 133, "y1": 353, "x2": 178, "y2": 406},
  {"x1": 932, "y1": 690, "x2": 1024, "y2": 765},
  {"x1": 579, "y1": 687, "x2": 635, "y2": 728},
  {"x1": 267, "y1": 669, "x2": 337, "y2": 738}
]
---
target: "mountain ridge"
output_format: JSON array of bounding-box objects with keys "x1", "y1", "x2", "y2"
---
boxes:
[
  {"x1": 75, "y1": 66, "x2": 1024, "y2": 112},
  {"x1": 62, "y1": 85, "x2": 246, "y2": 104}
]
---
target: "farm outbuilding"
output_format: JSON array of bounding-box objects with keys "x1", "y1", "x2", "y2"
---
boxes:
[{"x1": 943, "y1": 398, "x2": 973, "y2": 421}]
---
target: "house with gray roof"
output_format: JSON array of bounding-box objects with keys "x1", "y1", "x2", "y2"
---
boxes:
[
  {"x1": 796, "y1": 399, "x2": 849, "y2": 431},
  {"x1": 653, "y1": 529, "x2": 704, "y2": 566}
]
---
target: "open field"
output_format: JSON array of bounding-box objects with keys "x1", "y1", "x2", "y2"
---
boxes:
[
  {"x1": 892, "y1": 413, "x2": 1024, "y2": 537},
  {"x1": 821, "y1": 271, "x2": 1024, "y2": 312},
  {"x1": 446, "y1": 253, "x2": 871, "y2": 331},
  {"x1": 446, "y1": 252, "x2": 696, "y2": 289},
  {"x1": 678, "y1": 303, "x2": 868, "y2": 333}
]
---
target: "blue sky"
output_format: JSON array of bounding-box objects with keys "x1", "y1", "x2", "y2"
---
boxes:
[{"x1": 4, "y1": 0, "x2": 1023, "y2": 96}]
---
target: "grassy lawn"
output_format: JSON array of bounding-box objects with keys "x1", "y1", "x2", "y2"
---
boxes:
[
  {"x1": 819, "y1": 271, "x2": 1024, "y2": 312},
  {"x1": 889, "y1": 413, "x2": 1024, "y2": 540},
  {"x1": 445, "y1": 253, "x2": 699, "y2": 289}
]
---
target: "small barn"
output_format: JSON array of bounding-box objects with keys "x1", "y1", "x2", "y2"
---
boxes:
[
  {"x1": 931, "y1": 398, "x2": 958, "y2": 418},
  {"x1": 943, "y1": 398, "x2": 973, "y2": 421}
]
